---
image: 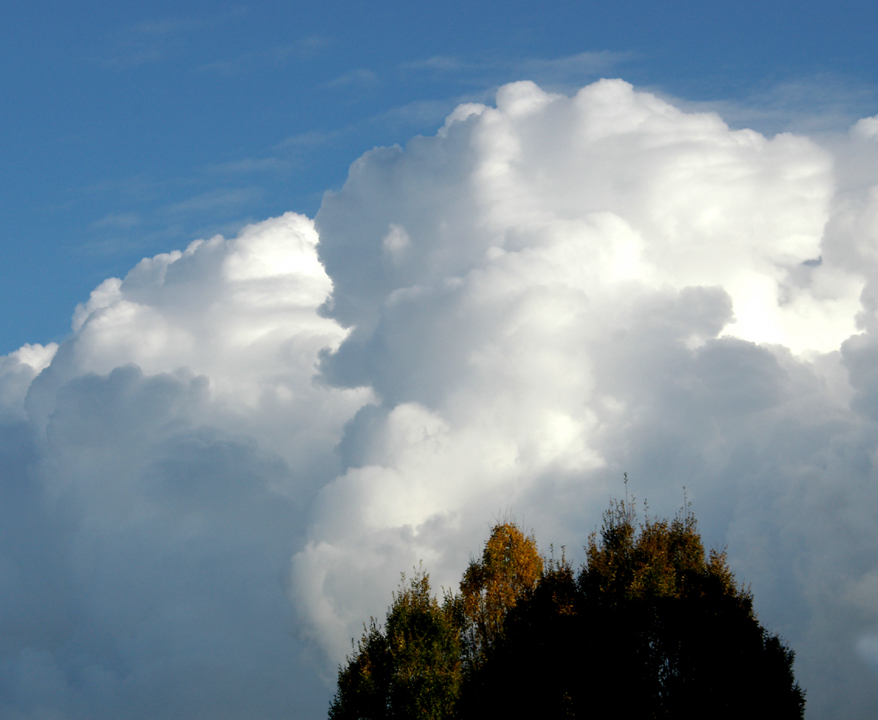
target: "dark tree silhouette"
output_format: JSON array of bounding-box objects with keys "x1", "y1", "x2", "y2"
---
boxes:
[
  {"x1": 329, "y1": 567, "x2": 461, "y2": 720},
  {"x1": 465, "y1": 498, "x2": 805, "y2": 719},
  {"x1": 330, "y1": 496, "x2": 805, "y2": 719}
]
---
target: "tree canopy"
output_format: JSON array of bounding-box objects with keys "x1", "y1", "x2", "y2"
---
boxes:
[
  {"x1": 329, "y1": 497, "x2": 805, "y2": 719},
  {"x1": 458, "y1": 522, "x2": 542, "y2": 671},
  {"x1": 329, "y1": 567, "x2": 461, "y2": 720}
]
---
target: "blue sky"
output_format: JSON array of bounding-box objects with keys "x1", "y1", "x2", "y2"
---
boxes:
[
  {"x1": 3, "y1": 0, "x2": 878, "y2": 354},
  {"x1": 4, "y1": 4, "x2": 878, "y2": 719}
]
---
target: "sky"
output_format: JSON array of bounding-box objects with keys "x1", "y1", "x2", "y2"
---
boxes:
[{"x1": 3, "y1": 2, "x2": 878, "y2": 718}]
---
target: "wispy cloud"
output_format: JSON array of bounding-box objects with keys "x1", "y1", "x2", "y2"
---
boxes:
[
  {"x1": 278, "y1": 129, "x2": 347, "y2": 150},
  {"x1": 102, "y1": 17, "x2": 195, "y2": 69},
  {"x1": 367, "y1": 92, "x2": 493, "y2": 130},
  {"x1": 271, "y1": 35, "x2": 331, "y2": 60},
  {"x1": 517, "y1": 50, "x2": 639, "y2": 86},
  {"x1": 203, "y1": 157, "x2": 292, "y2": 175},
  {"x1": 323, "y1": 68, "x2": 380, "y2": 89},
  {"x1": 398, "y1": 50, "x2": 636, "y2": 89},
  {"x1": 91, "y1": 212, "x2": 141, "y2": 229},
  {"x1": 163, "y1": 187, "x2": 262, "y2": 215},
  {"x1": 102, "y1": 7, "x2": 251, "y2": 71},
  {"x1": 661, "y1": 72, "x2": 878, "y2": 136},
  {"x1": 400, "y1": 55, "x2": 468, "y2": 71},
  {"x1": 275, "y1": 92, "x2": 491, "y2": 154},
  {"x1": 193, "y1": 36, "x2": 332, "y2": 76}
]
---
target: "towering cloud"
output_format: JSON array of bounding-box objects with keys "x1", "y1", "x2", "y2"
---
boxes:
[
  {"x1": 2, "y1": 79, "x2": 878, "y2": 718},
  {"x1": 0, "y1": 214, "x2": 369, "y2": 719}
]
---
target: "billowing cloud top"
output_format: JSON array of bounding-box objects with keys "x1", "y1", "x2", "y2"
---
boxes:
[{"x1": 3, "y1": 79, "x2": 878, "y2": 719}]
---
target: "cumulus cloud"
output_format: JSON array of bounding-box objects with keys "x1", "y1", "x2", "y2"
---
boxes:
[
  {"x1": 0, "y1": 213, "x2": 368, "y2": 719},
  {"x1": 3, "y1": 81, "x2": 878, "y2": 718},
  {"x1": 302, "y1": 81, "x2": 878, "y2": 716},
  {"x1": 0, "y1": 344, "x2": 57, "y2": 418}
]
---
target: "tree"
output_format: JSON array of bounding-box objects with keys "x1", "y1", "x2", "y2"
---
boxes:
[
  {"x1": 329, "y1": 567, "x2": 461, "y2": 720},
  {"x1": 457, "y1": 549, "x2": 580, "y2": 719},
  {"x1": 465, "y1": 497, "x2": 805, "y2": 719},
  {"x1": 577, "y1": 496, "x2": 804, "y2": 718},
  {"x1": 330, "y1": 496, "x2": 805, "y2": 719},
  {"x1": 458, "y1": 522, "x2": 542, "y2": 671}
]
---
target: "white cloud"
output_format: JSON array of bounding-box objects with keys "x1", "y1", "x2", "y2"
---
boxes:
[
  {"x1": 0, "y1": 212, "x2": 369, "y2": 719},
  {"x1": 853, "y1": 115, "x2": 878, "y2": 140},
  {"x1": 4, "y1": 79, "x2": 878, "y2": 718},
  {"x1": 303, "y1": 79, "x2": 878, "y2": 716},
  {"x1": 0, "y1": 343, "x2": 57, "y2": 418}
]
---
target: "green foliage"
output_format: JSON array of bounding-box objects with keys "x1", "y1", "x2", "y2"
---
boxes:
[
  {"x1": 329, "y1": 567, "x2": 461, "y2": 720},
  {"x1": 581, "y1": 496, "x2": 710, "y2": 602},
  {"x1": 330, "y1": 495, "x2": 806, "y2": 719},
  {"x1": 329, "y1": 618, "x2": 392, "y2": 720}
]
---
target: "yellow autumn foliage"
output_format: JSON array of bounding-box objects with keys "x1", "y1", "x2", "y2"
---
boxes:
[{"x1": 458, "y1": 522, "x2": 542, "y2": 669}]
